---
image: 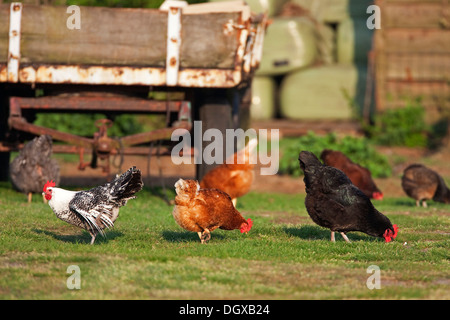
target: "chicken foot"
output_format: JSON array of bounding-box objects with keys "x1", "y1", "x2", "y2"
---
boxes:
[{"x1": 198, "y1": 229, "x2": 211, "y2": 244}]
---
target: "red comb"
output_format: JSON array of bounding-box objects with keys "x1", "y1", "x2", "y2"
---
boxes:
[
  {"x1": 247, "y1": 218, "x2": 253, "y2": 229},
  {"x1": 392, "y1": 224, "x2": 399, "y2": 239},
  {"x1": 240, "y1": 218, "x2": 253, "y2": 233},
  {"x1": 43, "y1": 180, "x2": 56, "y2": 192}
]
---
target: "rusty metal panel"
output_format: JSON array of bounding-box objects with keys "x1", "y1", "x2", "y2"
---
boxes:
[
  {"x1": 9, "y1": 96, "x2": 185, "y2": 113},
  {"x1": 7, "y1": 64, "x2": 244, "y2": 88},
  {"x1": 18, "y1": 65, "x2": 166, "y2": 86}
]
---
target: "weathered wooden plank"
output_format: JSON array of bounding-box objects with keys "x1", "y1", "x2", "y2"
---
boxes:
[
  {"x1": 382, "y1": 80, "x2": 449, "y2": 122},
  {"x1": 383, "y1": 53, "x2": 450, "y2": 81},
  {"x1": 382, "y1": 2, "x2": 448, "y2": 28},
  {"x1": 374, "y1": 0, "x2": 450, "y2": 114},
  {"x1": 0, "y1": 5, "x2": 9, "y2": 63},
  {"x1": 383, "y1": 0, "x2": 445, "y2": 3},
  {"x1": 383, "y1": 29, "x2": 450, "y2": 53},
  {"x1": 180, "y1": 13, "x2": 238, "y2": 69},
  {"x1": 0, "y1": 4, "x2": 243, "y2": 68},
  {"x1": 385, "y1": 81, "x2": 449, "y2": 98}
]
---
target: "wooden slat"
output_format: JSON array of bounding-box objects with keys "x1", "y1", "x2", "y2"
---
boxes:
[
  {"x1": 383, "y1": 29, "x2": 450, "y2": 53},
  {"x1": 383, "y1": 0, "x2": 445, "y2": 3},
  {"x1": 0, "y1": 4, "x2": 242, "y2": 68},
  {"x1": 0, "y1": 5, "x2": 9, "y2": 63},
  {"x1": 383, "y1": 53, "x2": 450, "y2": 81},
  {"x1": 374, "y1": 0, "x2": 450, "y2": 113},
  {"x1": 385, "y1": 81, "x2": 449, "y2": 98},
  {"x1": 382, "y1": 2, "x2": 447, "y2": 28},
  {"x1": 382, "y1": 81, "x2": 449, "y2": 122}
]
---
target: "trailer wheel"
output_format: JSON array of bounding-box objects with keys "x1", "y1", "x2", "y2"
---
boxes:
[{"x1": 195, "y1": 89, "x2": 233, "y2": 181}]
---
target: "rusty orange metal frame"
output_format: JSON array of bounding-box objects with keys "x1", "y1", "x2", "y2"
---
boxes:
[{"x1": 5, "y1": 96, "x2": 192, "y2": 174}]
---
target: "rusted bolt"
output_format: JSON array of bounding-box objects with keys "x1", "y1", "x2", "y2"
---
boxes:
[
  {"x1": 8, "y1": 53, "x2": 19, "y2": 60},
  {"x1": 11, "y1": 30, "x2": 18, "y2": 37},
  {"x1": 170, "y1": 7, "x2": 179, "y2": 15},
  {"x1": 13, "y1": 4, "x2": 21, "y2": 11},
  {"x1": 19, "y1": 70, "x2": 28, "y2": 80},
  {"x1": 169, "y1": 57, "x2": 177, "y2": 67}
]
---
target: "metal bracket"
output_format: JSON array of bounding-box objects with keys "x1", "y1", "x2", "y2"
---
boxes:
[
  {"x1": 165, "y1": 4, "x2": 185, "y2": 86},
  {"x1": 8, "y1": 2, "x2": 22, "y2": 82}
]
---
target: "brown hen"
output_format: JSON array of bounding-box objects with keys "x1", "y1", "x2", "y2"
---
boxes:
[
  {"x1": 200, "y1": 138, "x2": 257, "y2": 206},
  {"x1": 172, "y1": 179, "x2": 253, "y2": 243},
  {"x1": 320, "y1": 149, "x2": 383, "y2": 200},
  {"x1": 401, "y1": 164, "x2": 450, "y2": 207}
]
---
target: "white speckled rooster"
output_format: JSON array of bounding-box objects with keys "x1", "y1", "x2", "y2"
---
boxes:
[{"x1": 43, "y1": 167, "x2": 143, "y2": 244}]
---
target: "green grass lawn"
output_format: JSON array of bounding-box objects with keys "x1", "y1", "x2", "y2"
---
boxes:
[{"x1": 0, "y1": 181, "x2": 449, "y2": 300}]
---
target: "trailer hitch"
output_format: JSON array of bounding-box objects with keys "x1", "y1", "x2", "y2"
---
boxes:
[{"x1": 78, "y1": 118, "x2": 118, "y2": 173}]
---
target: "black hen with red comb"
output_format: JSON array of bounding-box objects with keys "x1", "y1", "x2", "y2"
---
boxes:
[{"x1": 299, "y1": 151, "x2": 397, "y2": 243}]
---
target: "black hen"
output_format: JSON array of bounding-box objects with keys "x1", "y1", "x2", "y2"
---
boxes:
[
  {"x1": 10, "y1": 135, "x2": 60, "y2": 202},
  {"x1": 298, "y1": 151, "x2": 398, "y2": 243}
]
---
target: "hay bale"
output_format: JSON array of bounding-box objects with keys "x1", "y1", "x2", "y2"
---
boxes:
[
  {"x1": 290, "y1": 0, "x2": 374, "y2": 23},
  {"x1": 256, "y1": 17, "x2": 318, "y2": 76},
  {"x1": 337, "y1": 17, "x2": 373, "y2": 65},
  {"x1": 279, "y1": 2, "x2": 336, "y2": 64},
  {"x1": 208, "y1": 0, "x2": 287, "y2": 17},
  {"x1": 279, "y1": 64, "x2": 368, "y2": 120},
  {"x1": 250, "y1": 76, "x2": 276, "y2": 120},
  {"x1": 316, "y1": 23, "x2": 336, "y2": 64}
]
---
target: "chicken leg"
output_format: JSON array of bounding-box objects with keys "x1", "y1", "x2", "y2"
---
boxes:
[
  {"x1": 340, "y1": 232, "x2": 351, "y2": 243},
  {"x1": 330, "y1": 231, "x2": 351, "y2": 243},
  {"x1": 89, "y1": 231, "x2": 98, "y2": 245},
  {"x1": 198, "y1": 229, "x2": 211, "y2": 244}
]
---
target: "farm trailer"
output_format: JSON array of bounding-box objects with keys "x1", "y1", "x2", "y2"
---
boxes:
[{"x1": 0, "y1": 1, "x2": 267, "y2": 181}]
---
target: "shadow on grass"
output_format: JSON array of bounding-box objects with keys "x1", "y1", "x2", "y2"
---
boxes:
[
  {"x1": 33, "y1": 228, "x2": 123, "y2": 244},
  {"x1": 284, "y1": 225, "x2": 377, "y2": 242},
  {"x1": 162, "y1": 230, "x2": 226, "y2": 243}
]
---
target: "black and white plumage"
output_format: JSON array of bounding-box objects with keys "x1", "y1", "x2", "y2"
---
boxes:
[
  {"x1": 43, "y1": 167, "x2": 143, "y2": 244},
  {"x1": 10, "y1": 135, "x2": 60, "y2": 202}
]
